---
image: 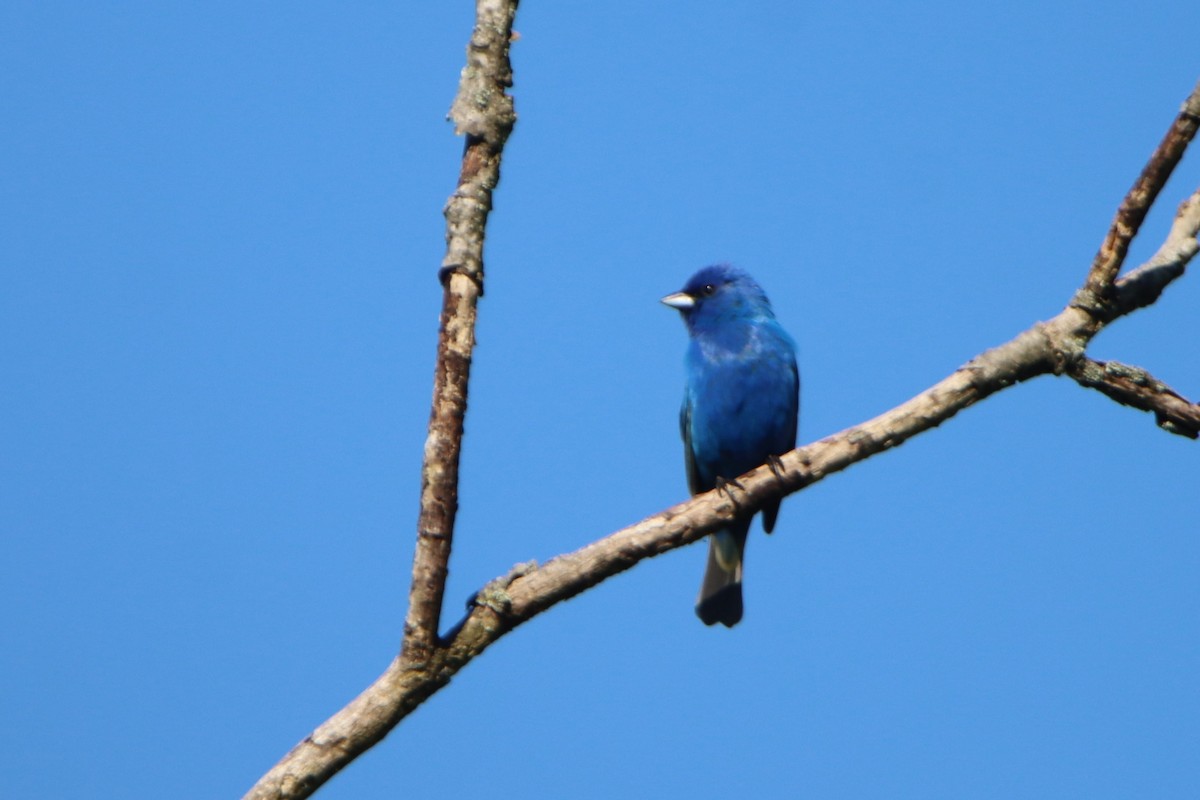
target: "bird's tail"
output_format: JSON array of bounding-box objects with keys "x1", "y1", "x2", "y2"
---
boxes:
[{"x1": 695, "y1": 528, "x2": 747, "y2": 627}]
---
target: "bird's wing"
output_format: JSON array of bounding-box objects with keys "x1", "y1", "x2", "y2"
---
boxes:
[
  {"x1": 762, "y1": 353, "x2": 800, "y2": 534},
  {"x1": 785, "y1": 353, "x2": 800, "y2": 450},
  {"x1": 680, "y1": 396, "x2": 703, "y2": 496}
]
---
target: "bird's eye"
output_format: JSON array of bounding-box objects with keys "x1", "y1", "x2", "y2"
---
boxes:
[{"x1": 702, "y1": 284, "x2": 716, "y2": 296}]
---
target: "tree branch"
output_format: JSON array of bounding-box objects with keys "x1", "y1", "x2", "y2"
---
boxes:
[
  {"x1": 1069, "y1": 357, "x2": 1200, "y2": 439},
  {"x1": 406, "y1": 0, "x2": 518, "y2": 665},
  {"x1": 1113, "y1": 189, "x2": 1200, "y2": 316}
]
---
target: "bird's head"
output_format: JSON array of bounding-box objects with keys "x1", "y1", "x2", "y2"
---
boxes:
[{"x1": 661, "y1": 264, "x2": 774, "y2": 334}]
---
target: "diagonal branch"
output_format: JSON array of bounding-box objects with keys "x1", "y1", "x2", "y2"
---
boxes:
[
  {"x1": 1113, "y1": 189, "x2": 1200, "y2": 316},
  {"x1": 454, "y1": 198, "x2": 1200, "y2": 637},
  {"x1": 1069, "y1": 357, "x2": 1200, "y2": 439}
]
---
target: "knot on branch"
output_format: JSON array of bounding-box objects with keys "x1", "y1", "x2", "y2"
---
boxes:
[
  {"x1": 1034, "y1": 321, "x2": 1086, "y2": 376},
  {"x1": 438, "y1": 262, "x2": 485, "y2": 292},
  {"x1": 449, "y1": 92, "x2": 516, "y2": 148},
  {"x1": 1158, "y1": 417, "x2": 1199, "y2": 438},
  {"x1": 469, "y1": 560, "x2": 539, "y2": 619},
  {"x1": 1067, "y1": 284, "x2": 1118, "y2": 324},
  {"x1": 447, "y1": 17, "x2": 519, "y2": 148}
]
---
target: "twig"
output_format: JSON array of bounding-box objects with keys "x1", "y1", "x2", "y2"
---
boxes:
[
  {"x1": 1114, "y1": 189, "x2": 1200, "y2": 316},
  {"x1": 1069, "y1": 358, "x2": 1200, "y2": 439}
]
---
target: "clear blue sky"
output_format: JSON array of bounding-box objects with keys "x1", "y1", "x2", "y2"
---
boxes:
[{"x1": 3, "y1": 3, "x2": 1198, "y2": 798}]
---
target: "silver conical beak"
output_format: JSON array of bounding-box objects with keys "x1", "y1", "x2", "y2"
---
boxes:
[{"x1": 661, "y1": 291, "x2": 694, "y2": 310}]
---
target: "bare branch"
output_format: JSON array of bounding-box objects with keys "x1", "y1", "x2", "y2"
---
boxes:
[
  {"x1": 1075, "y1": 79, "x2": 1200, "y2": 312},
  {"x1": 1113, "y1": 189, "x2": 1200, "y2": 316},
  {"x1": 241, "y1": 2, "x2": 519, "y2": 799},
  {"x1": 406, "y1": 0, "x2": 519, "y2": 666},
  {"x1": 478, "y1": 323, "x2": 1062, "y2": 625},
  {"x1": 1069, "y1": 358, "x2": 1200, "y2": 439}
]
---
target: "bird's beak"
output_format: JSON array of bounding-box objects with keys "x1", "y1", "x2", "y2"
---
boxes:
[{"x1": 661, "y1": 291, "x2": 694, "y2": 310}]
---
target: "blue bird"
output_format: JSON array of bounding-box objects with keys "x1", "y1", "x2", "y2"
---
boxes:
[{"x1": 662, "y1": 265, "x2": 799, "y2": 627}]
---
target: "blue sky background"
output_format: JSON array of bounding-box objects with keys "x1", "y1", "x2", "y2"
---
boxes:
[{"x1": 3, "y1": 3, "x2": 1198, "y2": 798}]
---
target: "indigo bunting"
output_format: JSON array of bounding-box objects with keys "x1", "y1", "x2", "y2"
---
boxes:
[{"x1": 662, "y1": 265, "x2": 799, "y2": 627}]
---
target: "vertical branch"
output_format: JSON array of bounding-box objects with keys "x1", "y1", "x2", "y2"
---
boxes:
[
  {"x1": 404, "y1": 0, "x2": 520, "y2": 664},
  {"x1": 241, "y1": 4, "x2": 520, "y2": 798}
]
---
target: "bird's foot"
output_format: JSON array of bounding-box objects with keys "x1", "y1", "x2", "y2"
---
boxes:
[
  {"x1": 713, "y1": 476, "x2": 746, "y2": 512},
  {"x1": 714, "y1": 475, "x2": 745, "y2": 497},
  {"x1": 767, "y1": 453, "x2": 787, "y2": 479}
]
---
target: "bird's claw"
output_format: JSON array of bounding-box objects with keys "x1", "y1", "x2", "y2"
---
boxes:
[
  {"x1": 713, "y1": 476, "x2": 746, "y2": 513},
  {"x1": 714, "y1": 475, "x2": 745, "y2": 496},
  {"x1": 767, "y1": 454, "x2": 786, "y2": 479}
]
